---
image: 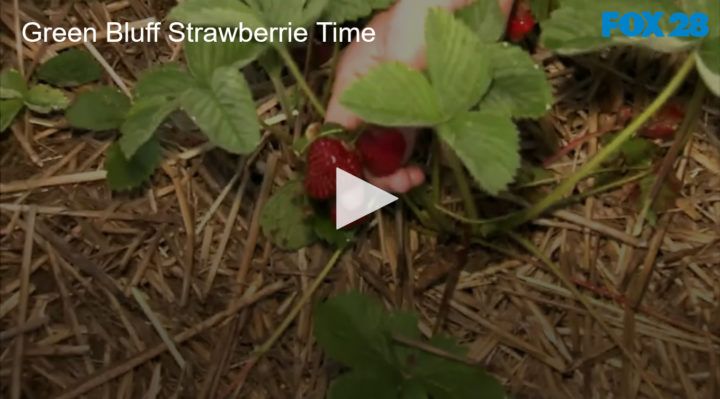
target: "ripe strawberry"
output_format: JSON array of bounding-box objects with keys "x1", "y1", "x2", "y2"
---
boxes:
[
  {"x1": 641, "y1": 102, "x2": 685, "y2": 140},
  {"x1": 356, "y1": 128, "x2": 406, "y2": 177},
  {"x1": 507, "y1": 11, "x2": 535, "y2": 42},
  {"x1": 304, "y1": 138, "x2": 362, "y2": 200}
]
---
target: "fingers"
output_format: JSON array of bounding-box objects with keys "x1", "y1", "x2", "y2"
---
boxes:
[
  {"x1": 325, "y1": 0, "x2": 516, "y2": 129},
  {"x1": 367, "y1": 165, "x2": 426, "y2": 194}
]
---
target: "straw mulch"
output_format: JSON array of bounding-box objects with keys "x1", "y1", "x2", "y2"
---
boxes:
[{"x1": 1, "y1": 1, "x2": 719, "y2": 399}]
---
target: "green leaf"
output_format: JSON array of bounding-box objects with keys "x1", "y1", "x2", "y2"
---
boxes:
[
  {"x1": 0, "y1": 69, "x2": 27, "y2": 99},
  {"x1": 106, "y1": 138, "x2": 162, "y2": 191},
  {"x1": 341, "y1": 62, "x2": 445, "y2": 126},
  {"x1": 120, "y1": 97, "x2": 179, "y2": 158},
  {"x1": 260, "y1": 181, "x2": 317, "y2": 250},
  {"x1": 697, "y1": 37, "x2": 720, "y2": 97},
  {"x1": 615, "y1": 136, "x2": 655, "y2": 167},
  {"x1": 66, "y1": 87, "x2": 130, "y2": 131},
  {"x1": 322, "y1": 0, "x2": 396, "y2": 24},
  {"x1": 638, "y1": 173, "x2": 680, "y2": 225},
  {"x1": 528, "y1": 0, "x2": 551, "y2": 22},
  {"x1": 438, "y1": 112, "x2": 520, "y2": 195},
  {"x1": 168, "y1": 0, "x2": 264, "y2": 28},
  {"x1": 133, "y1": 64, "x2": 194, "y2": 99},
  {"x1": 399, "y1": 381, "x2": 429, "y2": 399},
  {"x1": 314, "y1": 292, "x2": 398, "y2": 372},
  {"x1": 313, "y1": 215, "x2": 355, "y2": 249},
  {"x1": 185, "y1": 39, "x2": 264, "y2": 84},
  {"x1": 0, "y1": 99, "x2": 24, "y2": 131},
  {"x1": 246, "y1": 0, "x2": 328, "y2": 27},
  {"x1": 36, "y1": 49, "x2": 102, "y2": 87},
  {"x1": 541, "y1": 0, "x2": 696, "y2": 54},
  {"x1": 327, "y1": 372, "x2": 398, "y2": 399},
  {"x1": 413, "y1": 346, "x2": 505, "y2": 399},
  {"x1": 455, "y1": 0, "x2": 506, "y2": 42},
  {"x1": 683, "y1": 0, "x2": 719, "y2": 39},
  {"x1": 181, "y1": 66, "x2": 261, "y2": 154},
  {"x1": 24, "y1": 84, "x2": 70, "y2": 113},
  {"x1": 479, "y1": 44, "x2": 553, "y2": 118},
  {"x1": 426, "y1": 8, "x2": 492, "y2": 115}
]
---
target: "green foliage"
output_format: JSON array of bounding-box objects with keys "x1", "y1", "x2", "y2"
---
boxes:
[
  {"x1": 181, "y1": 66, "x2": 261, "y2": 154},
  {"x1": 313, "y1": 215, "x2": 355, "y2": 249},
  {"x1": 66, "y1": 87, "x2": 130, "y2": 131},
  {"x1": 321, "y1": 0, "x2": 396, "y2": 24},
  {"x1": 341, "y1": 8, "x2": 551, "y2": 194},
  {"x1": 23, "y1": 84, "x2": 70, "y2": 113},
  {"x1": 0, "y1": 99, "x2": 24, "y2": 131},
  {"x1": 168, "y1": 0, "x2": 264, "y2": 28},
  {"x1": 0, "y1": 69, "x2": 27, "y2": 99},
  {"x1": 260, "y1": 181, "x2": 317, "y2": 250},
  {"x1": 36, "y1": 49, "x2": 102, "y2": 87},
  {"x1": 1, "y1": 68, "x2": 71, "y2": 130},
  {"x1": 133, "y1": 64, "x2": 194, "y2": 99},
  {"x1": 246, "y1": 0, "x2": 328, "y2": 27},
  {"x1": 426, "y1": 8, "x2": 492, "y2": 115},
  {"x1": 120, "y1": 97, "x2": 179, "y2": 157},
  {"x1": 540, "y1": 0, "x2": 695, "y2": 54},
  {"x1": 455, "y1": 0, "x2": 506, "y2": 42},
  {"x1": 315, "y1": 292, "x2": 505, "y2": 399},
  {"x1": 105, "y1": 138, "x2": 162, "y2": 191},
  {"x1": 340, "y1": 63, "x2": 445, "y2": 126},
  {"x1": 479, "y1": 44, "x2": 553, "y2": 118},
  {"x1": 528, "y1": 0, "x2": 552, "y2": 22},
  {"x1": 185, "y1": 40, "x2": 264, "y2": 84},
  {"x1": 697, "y1": 36, "x2": 719, "y2": 96},
  {"x1": 438, "y1": 112, "x2": 520, "y2": 195},
  {"x1": 540, "y1": 0, "x2": 719, "y2": 96}
]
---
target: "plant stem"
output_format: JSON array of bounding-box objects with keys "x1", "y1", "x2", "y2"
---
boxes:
[
  {"x1": 274, "y1": 44, "x2": 327, "y2": 118},
  {"x1": 447, "y1": 149, "x2": 479, "y2": 220},
  {"x1": 255, "y1": 247, "x2": 343, "y2": 357},
  {"x1": 496, "y1": 54, "x2": 696, "y2": 234},
  {"x1": 431, "y1": 138, "x2": 441, "y2": 205},
  {"x1": 633, "y1": 80, "x2": 706, "y2": 234},
  {"x1": 267, "y1": 67, "x2": 295, "y2": 129},
  {"x1": 322, "y1": 41, "x2": 342, "y2": 107}
]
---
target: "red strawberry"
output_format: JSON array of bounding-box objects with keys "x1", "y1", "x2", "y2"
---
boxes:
[
  {"x1": 508, "y1": 11, "x2": 535, "y2": 42},
  {"x1": 305, "y1": 138, "x2": 362, "y2": 199},
  {"x1": 356, "y1": 128, "x2": 406, "y2": 177},
  {"x1": 641, "y1": 102, "x2": 685, "y2": 140}
]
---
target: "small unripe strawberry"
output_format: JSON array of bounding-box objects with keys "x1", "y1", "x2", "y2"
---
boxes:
[
  {"x1": 304, "y1": 138, "x2": 362, "y2": 199},
  {"x1": 508, "y1": 11, "x2": 535, "y2": 42},
  {"x1": 356, "y1": 128, "x2": 406, "y2": 177}
]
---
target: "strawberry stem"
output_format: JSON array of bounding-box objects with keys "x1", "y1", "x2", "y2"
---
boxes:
[
  {"x1": 633, "y1": 80, "x2": 706, "y2": 235},
  {"x1": 492, "y1": 54, "x2": 697, "y2": 235},
  {"x1": 239, "y1": 247, "x2": 344, "y2": 383},
  {"x1": 274, "y1": 44, "x2": 327, "y2": 118},
  {"x1": 447, "y1": 149, "x2": 479, "y2": 220}
]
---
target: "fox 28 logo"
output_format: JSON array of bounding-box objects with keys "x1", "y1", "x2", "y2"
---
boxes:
[{"x1": 602, "y1": 12, "x2": 709, "y2": 38}]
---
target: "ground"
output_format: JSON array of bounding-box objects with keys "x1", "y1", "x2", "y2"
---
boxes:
[{"x1": 1, "y1": 1, "x2": 720, "y2": 399}]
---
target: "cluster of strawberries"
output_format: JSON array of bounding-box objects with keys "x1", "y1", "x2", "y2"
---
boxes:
[{"x1": 304, "y1": 128, "x2": 406, "y2": 225}]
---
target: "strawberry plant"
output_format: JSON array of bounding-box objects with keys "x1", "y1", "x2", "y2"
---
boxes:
[
  {"x1": 0, "y1": 69, "x2": 70, "y2": 132},
  {"x1": 314, "y1": 292, "x2": 505, "y2": 399}
]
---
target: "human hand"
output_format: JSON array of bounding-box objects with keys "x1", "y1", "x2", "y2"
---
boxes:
[{"x1": 325, "y1": 0, "x2": 515, "y2": 193}]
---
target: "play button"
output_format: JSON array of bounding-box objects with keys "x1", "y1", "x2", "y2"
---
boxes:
[{"x1": 335, "y1": 168, "x2": 398, "y2": 229}]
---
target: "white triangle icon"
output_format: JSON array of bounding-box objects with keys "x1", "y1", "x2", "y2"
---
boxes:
[{"x1": 335, "y1": 168, "x2": 398, "y2": 229}]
